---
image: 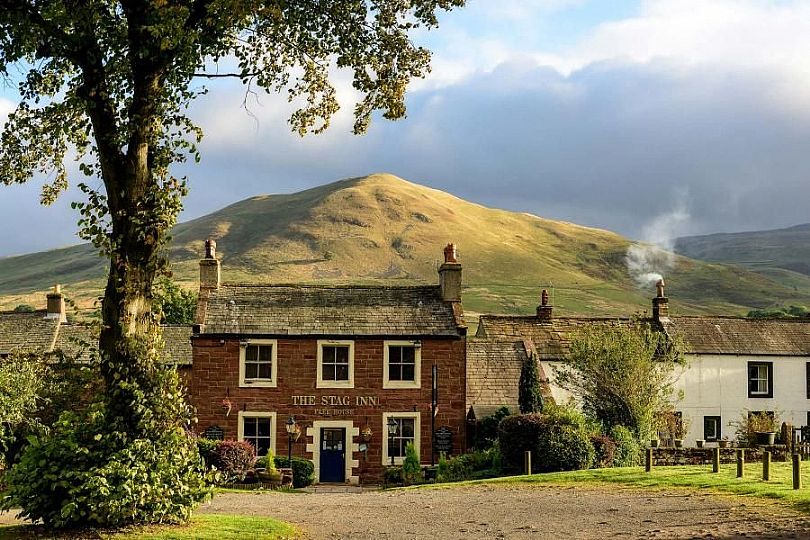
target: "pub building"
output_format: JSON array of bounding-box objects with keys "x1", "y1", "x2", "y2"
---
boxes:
[{"x1": 189, "y1": 240, "x2": 468, "y2": 484}]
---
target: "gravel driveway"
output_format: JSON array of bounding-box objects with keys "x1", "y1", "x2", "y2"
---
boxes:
[{"x1": 200, "y1": 484, "x2": 810, "y2": 539}]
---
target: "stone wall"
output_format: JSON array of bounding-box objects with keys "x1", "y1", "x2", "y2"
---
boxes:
[{"x1": 652, "y1": 445, "x2": 793, "y2": 466}]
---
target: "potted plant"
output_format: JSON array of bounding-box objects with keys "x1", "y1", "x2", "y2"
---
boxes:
[
  {"x1": 674, "y1": 438, "x2": 683, "y2": 448},
  {"x1": 719, "y1": 437, "x2": 729, "y2": 448},
  {"x1": 736, "y1": 411, "x2": 779, "y2": 447},
  {"x1": 695, "y1": 439, "x2": 705, "y2": 448},
  {"x1": 650, "y1": 437, "x2": 660, "y2": 448}
]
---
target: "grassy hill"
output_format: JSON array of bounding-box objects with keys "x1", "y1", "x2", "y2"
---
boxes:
[
  {"x1": 2, "y1": 173, "x2": 809, "y2": 317},
  {"x1": 675, "y1": 224, "x2": 810, "y2": 303}
]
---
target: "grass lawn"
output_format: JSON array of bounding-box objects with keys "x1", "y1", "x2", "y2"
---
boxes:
[
  {"x1": 0, "y1": 514, "x2": 299, "y2": 539},
  {"x1": 416, "y1": 462, "x2": 810, "y2": 513}
]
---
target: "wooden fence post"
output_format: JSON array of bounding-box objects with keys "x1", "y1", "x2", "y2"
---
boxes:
[
  {"x1": 645, "y1": 448, "x2": 653, "y2": 472},
  {"x1": 736, "y1": 449, "x2": 744, "y2": 478},
  {"x1": 763, "y1": 451, "x2": 771, "y2": 481},
  {"x1": 524, "y1": 451, "x2": 532, "y2": 475},
  {"x1": 712, "y1": 447, "x2": 720, "y2": 473},
  {"x1": 793, "y1": 453, "x2": 801, "y2": 490}
]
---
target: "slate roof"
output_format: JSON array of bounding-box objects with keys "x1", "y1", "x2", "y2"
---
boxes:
[
  {"x1": 0, "y1": 311, "x2": 60, "y2": 354},
  {"x1": 477, "y1": 314, "x2": 810, "y2": 358},
  {"x1": 161, "y1": 325, "x2": 194, "y2": 365},
  {"x1": 198, "y1": 284, "x2": 465, "y2": 337},
  {"x1": 52, "y1": 324, "x2": 193, "y2": 365},
  {"x1": 476, "y1": 315, "x2": 630, "y2": 360},
  {"x1": 0, "y1": 311, "x2": 192, "y2": 365},
  {"x1": 466, "y1": 339, "x2": 527, "y2": 417},
  {"x1": 664, "y1": 317, "x2": 810, "y2": 356}
]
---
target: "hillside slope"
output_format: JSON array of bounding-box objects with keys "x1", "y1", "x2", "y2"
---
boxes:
[
  {"x1": 676, "y1": 224, "x2": 810, "y2": 301},
  {"x1": 2, "y1": 174, "x2": 808, "y2": 316}
]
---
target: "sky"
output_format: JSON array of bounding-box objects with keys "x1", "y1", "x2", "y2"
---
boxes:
[{"x1": 2, "y1": 0, "x2": 810, "y2": 256}]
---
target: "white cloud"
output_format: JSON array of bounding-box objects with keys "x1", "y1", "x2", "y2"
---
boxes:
[
  {"x1": 567, "y1": 0, "x2": 810, "y2": 72},
  {"x1": 422, "y1": 0, "x2": 810, "y2": 99}
]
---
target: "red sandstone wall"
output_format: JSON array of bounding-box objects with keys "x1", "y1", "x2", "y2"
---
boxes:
[{"x1": 189, "y1": 336, "x2": 466, "y2": 483}]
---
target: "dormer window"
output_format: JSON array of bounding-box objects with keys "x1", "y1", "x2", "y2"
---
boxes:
[{"x1": 239, "y1": 340, "x2": 277, "y2": 387}]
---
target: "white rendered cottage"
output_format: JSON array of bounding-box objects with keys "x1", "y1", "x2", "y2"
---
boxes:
[{"x1": 474, "y1": 286, "x2": 810, "y2": 446}]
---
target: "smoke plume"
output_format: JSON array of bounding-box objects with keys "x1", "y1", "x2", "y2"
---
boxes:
[{"x1": 626, "y1": 204, "x2": 690, "y2": 289}]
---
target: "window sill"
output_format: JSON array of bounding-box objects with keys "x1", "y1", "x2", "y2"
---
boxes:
[
  {"x1": 383, "y1": 380, "x2": 421, "y2": 390},
  {"x1": 239, "y1": 380, "x2": 277, "y2": 388},
  {"x1": 316, "y1": 380, "x2": 354, "y2": 389}
]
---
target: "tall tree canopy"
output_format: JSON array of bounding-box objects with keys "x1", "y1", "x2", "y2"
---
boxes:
[
  {"x1": 555, "y1": 321, "x2": 685, "y2": 442},
  {"x1": 0, "y1": 0, "x2": 463, "y2": 428},
  {"x1": 0, "y1": 1, "x2": 463, "y2": 527}
]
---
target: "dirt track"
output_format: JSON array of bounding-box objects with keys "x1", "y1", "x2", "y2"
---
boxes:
[{"x1": 199, "y1": 483, "x2": 810, "y2": 539}]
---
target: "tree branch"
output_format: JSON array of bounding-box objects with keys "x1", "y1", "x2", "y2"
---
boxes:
[{"x1": 192, "y1": 72, "x2": 261, "y2": 78}]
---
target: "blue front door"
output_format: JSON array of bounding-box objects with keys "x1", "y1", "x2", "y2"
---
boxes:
[{"x1": 320, "y1": 428, "x2": 346, "y2": 483}]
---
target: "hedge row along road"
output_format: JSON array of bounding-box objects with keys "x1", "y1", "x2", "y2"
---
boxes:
[{"x1": 200, "y1": 483, "x2": 810, "y2": 539}]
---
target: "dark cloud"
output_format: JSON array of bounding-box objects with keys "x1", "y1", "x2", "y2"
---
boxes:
[{"x1": 2, "y1": 57, "x2": 810, "y2": 257}]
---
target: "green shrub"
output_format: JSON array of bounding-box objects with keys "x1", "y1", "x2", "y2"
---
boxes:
[
  {"x1": 437, "y1": 452, "x2": 449, "y2": 481},
  {"x1": 212, "y1": 440, "x2": 255, "y2": 483},
  {"x1": 1, "y1": 406, "x2": 212, "y2": 528},
  {"x1": 383, "y1": 465, "x2": 403, "y2": 486},
  {"x1": 255, "y1": 450, "x2": 278, "y2": 473},
  {"x1": 590, "y1": 435, "x2": 616, "y2": 468},
  {"x1": 537, "y1": 424, "x2": 594, "y2": 473},
  {"x1": 402, "y1": 442, "x2": 423, "y2": 485},
  {"x1": 498, "y1": 411, "x2": 594, "y2": 473},
  {"x1": 273, "y1": 456, "x2": 314, "y2": 488},
  {"x1": 610, "y1": 425, "x2": 642, "y2": 467},
  {"x1": 498, "y1": 414, "x2": 544, "y2": 473},
  {"x1": 474, "y1": 406, "x2": 511, "y2": 450},
  {"x1": 196, "y1": 438, "x2": 219, "y2": 468}
]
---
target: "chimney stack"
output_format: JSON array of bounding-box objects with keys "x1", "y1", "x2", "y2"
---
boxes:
[
  {"x1": 200, "y1": 238, "x2": 221, "y2": 291},
  {"x1": 652, "y1": 278, "x2": 669, "y2": 323},
  {"x1": 46, "y1": 284, "x2": 66, "y2": 322},
  {"x1": 536, "y1": 289, "x2": 553, "y2": 321},
  {"x1": 439, "y1": 243, "x2": 462, "y2": 302}
]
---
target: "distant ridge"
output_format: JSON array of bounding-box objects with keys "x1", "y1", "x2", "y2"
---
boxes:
[
  {"x1": 676, "y1": 224, "x2": 810, "y2": 294},
  {"x1": 3, "y1": 173, "x2": 810, "y2": 316}
]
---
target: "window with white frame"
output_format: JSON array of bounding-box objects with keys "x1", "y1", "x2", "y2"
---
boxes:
[
  {"x1": 237, "y1": 411, "x2": 276, "y2": 457},
  {"x1": 382, "y1": 412, "x2": 420, "y2": 465},
  {"x1": 239, "y1": 340, "x2": 277, "y2": 387},
  {"x1": 317, "y1": 340, "x2": 354, "y2": 388},
  {"x1": 383, "y1": 341, "x2": 421, "y2": 389},
  {"x1": 748, "y1": 361, "x2": 773, "y2": 398}
]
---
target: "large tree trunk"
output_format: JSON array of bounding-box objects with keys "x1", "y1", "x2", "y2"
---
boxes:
[{"x1": 98, "y1": 231, "x2": 161, "y2": 435}]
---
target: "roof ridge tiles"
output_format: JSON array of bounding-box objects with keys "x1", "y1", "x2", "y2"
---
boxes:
[{"x1": 218, "y1": 282, "x2": 439, "y2": 290}]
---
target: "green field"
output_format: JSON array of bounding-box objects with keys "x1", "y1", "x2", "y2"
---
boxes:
[
  {"x1": 417, "y1": 461, "x2": 810, "y2": 513},
  {"x1": 3, "y1": 173, "x2": 810, "y2": 317},
  {"x1": 0, "y1": 514, "x2": 299, "y2": 539}
]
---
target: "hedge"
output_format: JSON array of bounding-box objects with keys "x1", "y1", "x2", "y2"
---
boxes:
[
  {"x1": 498, "y1": 412, "x2": 594, "y2": 473},
  {"x1": 273, "y1": 456, "x2": 314, "y2": 488}
]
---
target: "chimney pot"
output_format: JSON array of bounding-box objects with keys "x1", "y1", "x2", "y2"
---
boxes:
[
  {"x1": 205, "y1": 238, "x2": 217, "y2": 259},
  {"x1": 443, "y1": 243, "x2": 458, "y2": 264},
  {"x1": 537, "y1": 289, "x2": 553, "y2": 321},
  {"x1": 652, "y1": 279, "x2": 669, "y2": 323},
  {"x1": 200, "y1": 239, "x2": 221, "y2": 290},
  {"x1": 46, "y1": 283, "x2": 66, "y2": 323},
  {"x1": 439, "y1": 243, "x2": 462, "y2": 302}
]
